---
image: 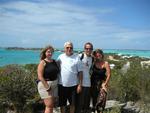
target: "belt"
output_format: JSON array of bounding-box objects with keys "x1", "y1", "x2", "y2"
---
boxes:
[
  {"x1": 36, "y1": 79, "x2": 50, "y2": 83},
  {"x1": 45, "y1": 79, "x2": 51, "y2": 81},
  {"x1": 36, "y1": 78, "x2": 57, "y2": 84}
]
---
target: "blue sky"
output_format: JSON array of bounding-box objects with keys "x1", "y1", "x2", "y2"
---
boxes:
[{"x1": 0, "y1": 0, "x2": 150, "y2": 50}]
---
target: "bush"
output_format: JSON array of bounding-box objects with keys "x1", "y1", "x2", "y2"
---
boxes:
[
  {"x1": 0, "y1": 65, "x2": 38, "y2": 113},
  {"x1": 108, "y1": 58, "x2": 150, "y2": 104}
]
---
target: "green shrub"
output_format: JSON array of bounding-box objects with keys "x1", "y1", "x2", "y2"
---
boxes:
[
  {"x1": 104, "y1": 106, "x2": 121, "y2": 113},
  {"x1": 0, "y1": 65, "x2": 38, "y2": 113},
  {"x1": 108, "y1": 58, "x2": 150, "y2": 104}
]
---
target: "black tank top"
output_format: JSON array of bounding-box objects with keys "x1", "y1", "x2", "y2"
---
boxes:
[
  {"x1": 91, "y1": 65, "x2": 106, "y2": 82},
  {"x1": 43, "y1": 60, "x2": 59, "y2": 81}
]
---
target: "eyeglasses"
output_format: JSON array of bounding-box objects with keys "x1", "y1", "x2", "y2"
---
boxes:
[
  {"x1": 66, "y1": 47, "x2": 73, "y2": 49},
  {"x1": 85, "y1": 48, "x2": 92, "y2": 50}
]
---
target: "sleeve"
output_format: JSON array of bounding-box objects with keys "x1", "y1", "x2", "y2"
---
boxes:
[
  {"x1": 56, "y1": 54, "x2": 61, "y2": 65},
  {"x1": 77, "y1": 55, "x2": 83, "y2": 72},
  {"x1": 57, "y1": 54, "x2": 60, "y2": 61}
]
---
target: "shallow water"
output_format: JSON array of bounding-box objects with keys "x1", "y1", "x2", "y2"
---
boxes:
[{"x1": 0, "y1": 48, "x2": 150, "y2": 66}]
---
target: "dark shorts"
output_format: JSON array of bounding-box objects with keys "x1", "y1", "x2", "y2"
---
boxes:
[
  {"x1": 75, "y1": 87, "x2": 91, "y2": 113},
  {"x1": 58, "y1": 84, "x2": 77, "y2": 106}
]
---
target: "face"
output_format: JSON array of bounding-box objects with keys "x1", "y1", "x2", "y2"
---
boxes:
[
  {"x1": 95, "y1": 52, "x2": 103, "y2": 61},
  {"x1": 84, "y1": 44, "x2": 93, "y2": 56},
  {"x1": 64, "y1": 44, "x2": 73, "y2": 56},
  {"x1": 45, "y1": 49, "x2": 53, "y2": 58}
]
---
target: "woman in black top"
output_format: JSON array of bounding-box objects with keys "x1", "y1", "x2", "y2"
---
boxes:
[
  {"x1": 37, "y1": 45, "x2": 59, "y2": 113},
  {"x1": 91, "y1": 49, "x2": 111, "y2": 113}
]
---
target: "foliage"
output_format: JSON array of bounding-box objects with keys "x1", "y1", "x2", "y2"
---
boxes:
[
  {"x1": 108, "y1": 58, "x2": 150, "y2": 105},
  {"x1": 0, "y1": 55, "x2": 150, "y2": 112},
  {"x1": 23, "y1": 64, "x2": 38, "y2": 83},
  {"x1": 0, "y1": 64, "x2": 38, "y2": 113},
  {"x1": 108, "y1": 69, "x2": 123, "y2": 100},
  {"x1": 104, "y1": 106, "x2": 121, "y2": 113}
]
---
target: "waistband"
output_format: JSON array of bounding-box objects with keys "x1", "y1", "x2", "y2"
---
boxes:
[{"x1": 36, "y1": 79, "x2": 57, "y2": 84}]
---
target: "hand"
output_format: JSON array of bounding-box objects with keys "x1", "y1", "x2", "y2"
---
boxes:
[
  {"x1": 46, "y1": 86, "x2": 51, "y2": 92},
  {"x1": 101, "y1": 82, "x2": 108, "y2": 92},
  {"x1": 77, "y1": 84, "x2": 82, "y2": 94},
  {"x1": 103, "y1": 82, "x2": 108, "y2": 87}
]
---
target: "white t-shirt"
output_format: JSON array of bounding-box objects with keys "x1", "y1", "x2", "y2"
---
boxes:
[
  {"x1": 79, "y1": 53, "x2": 93, "y2": 87},
  {"x1": 57, "y1": 53, "x2": 83, "y2": 87}
]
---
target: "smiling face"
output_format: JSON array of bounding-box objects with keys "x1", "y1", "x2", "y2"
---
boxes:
[
  {"x1": 95, "y1": 52, "x2": 103, "y2": 59},
  {"x1": 64, "y1": 43, "x2": 73, "y2": 56},
  {"x1": 93, "y1": 49, "x2": 104, "y2": 62},
  {"x1": 84, "y1": 44, "x2": 93, "y2": 56},
  {"x1": 45, "y1": 48, "x2": 53, "y2": 59},
  {"x1": 40, "y1": 45, "x2": 54, "y2": 60},
  {"x1": 95, "y1": 52, "x2": 103, "y2": 62}
]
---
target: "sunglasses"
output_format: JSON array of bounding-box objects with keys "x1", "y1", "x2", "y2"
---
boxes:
[
  {"x1": 85, "y1": 48, "x2": 92, "y2": 50},
  {"x1": 66, "y1": 47, "x2": 73, "y2": 49}
]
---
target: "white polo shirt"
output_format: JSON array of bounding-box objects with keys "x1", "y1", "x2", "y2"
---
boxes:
[{"x1": 57, "y1": 53, "x2": 83, "y2": 87}]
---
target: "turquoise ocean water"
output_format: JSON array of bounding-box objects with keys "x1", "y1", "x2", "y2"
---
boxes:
[{"x1": 0, "y1": 48, "x2": 150, "y2": 67}]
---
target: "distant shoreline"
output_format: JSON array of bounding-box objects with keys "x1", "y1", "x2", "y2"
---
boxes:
[
  {"x1": 3, "y1": 47, "x2": 62, "y2": 51},
  {"x1": 2, "y1": 47, "x2": 82, "y2": 53},
  {"x1": 0, "y1": 47, "x2": 150, "y2": 59},
  {"x1": 0, "y1": 47, "x2": 150, "y2": 51},
  {"x1": 5, "y1": 47, "x2": 42, "y2": 50}
]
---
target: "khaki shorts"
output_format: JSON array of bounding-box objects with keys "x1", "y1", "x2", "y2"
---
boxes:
[{"x1": 38, "y1": 79, "x2": 58, "y2": 99}]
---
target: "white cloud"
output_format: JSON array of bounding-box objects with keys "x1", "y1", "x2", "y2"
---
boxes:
[{"x1": 0, "y1": 0, "x2": 150, "y2": 49}]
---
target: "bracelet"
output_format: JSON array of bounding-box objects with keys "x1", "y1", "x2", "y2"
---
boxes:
[{"x1": 46, "y1": 86, "x2": 51, "y2": 91}]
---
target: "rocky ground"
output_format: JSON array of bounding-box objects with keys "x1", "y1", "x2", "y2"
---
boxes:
[{"x1": 34, "y1": 100, "x2": 149, "y2": 113}]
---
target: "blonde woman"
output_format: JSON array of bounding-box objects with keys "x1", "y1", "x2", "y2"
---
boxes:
[
  {"x1": 37, "y1": 45, "x2": 59, "y2": 113},
  {"x1": 91, "y1": 49, "x2": 111, "y2": 113}
]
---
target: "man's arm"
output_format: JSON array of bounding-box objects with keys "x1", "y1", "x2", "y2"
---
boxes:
[{"x1": 77, "y1": 71, "x2": 83, "y2": 93}]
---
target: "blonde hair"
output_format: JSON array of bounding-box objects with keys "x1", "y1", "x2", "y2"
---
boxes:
[
  {"x1": 40, "y1": 45, "x2": 54, "y2": 60},
  {"x1": 93, "y1": 49, "x2": 104, "y2": 59}
]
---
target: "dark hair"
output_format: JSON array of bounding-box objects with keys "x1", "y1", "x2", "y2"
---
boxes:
[
  {"x1": 40, "y1": 45, "x2": 54, "y2": 60},
  {"x1": 93, "y1": 49, "x2": 104, "y2": 59},
  {"x1": 84, "y1": 42, "x2": 93, "y2": 50}
]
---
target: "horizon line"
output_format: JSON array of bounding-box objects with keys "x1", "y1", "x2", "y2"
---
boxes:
[{"x1": 0, "y1": 46, "x2": 150, "y2": 51}]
